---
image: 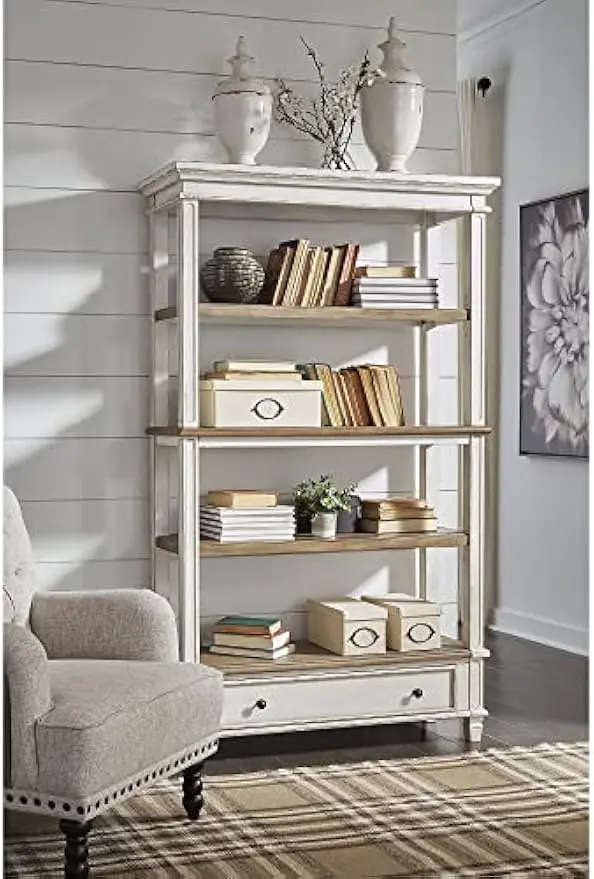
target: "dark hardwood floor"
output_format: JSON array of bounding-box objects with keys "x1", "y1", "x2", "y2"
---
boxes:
[{"x1": 209, "y1": 631, "x2": 589, "y2": 774}]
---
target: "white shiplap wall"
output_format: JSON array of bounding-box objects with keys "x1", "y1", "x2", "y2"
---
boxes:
[{"x1": 4, "y1": 0, "x2": 461, "y2": 635}]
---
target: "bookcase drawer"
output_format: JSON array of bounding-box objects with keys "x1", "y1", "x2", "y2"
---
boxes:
[
  {"x1": 200, "y1": 381, "x2": 322, "y2": 428},
  {"x1": 221, "y1": 667, "x2": 462, "y2": 732}
]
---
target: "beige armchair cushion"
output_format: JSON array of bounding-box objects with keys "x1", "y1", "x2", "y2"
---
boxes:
[{"x1": 37, "y1": 659, "x2": 222, "y2": 801}]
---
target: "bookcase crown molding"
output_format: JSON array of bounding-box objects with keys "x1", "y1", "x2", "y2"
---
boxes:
[{"x1": 139, "y1": 161, "x2": 501, "y2": 218}]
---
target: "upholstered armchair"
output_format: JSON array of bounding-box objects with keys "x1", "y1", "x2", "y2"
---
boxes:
[{"x1": 3, "y1": 486, "x2": 224, "y2": 878}]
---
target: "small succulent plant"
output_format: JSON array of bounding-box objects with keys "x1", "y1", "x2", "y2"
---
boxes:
[{"x1": 293, "y1": 474, "x2": 356, "y2": 515}]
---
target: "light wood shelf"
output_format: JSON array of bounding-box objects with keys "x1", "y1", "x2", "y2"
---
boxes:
[
  {"x1": 201, "y1": 638, "x2": 471, "y2": 679},
  {"x1": 154, "y1": 303, "x2": 468, "y2": 327},
  {"x1": 148, "y1": 425, "x2": 491, "y2": 438},
  {"x1": 157, "y1": 529, "x2": 468, "y2": 558}
]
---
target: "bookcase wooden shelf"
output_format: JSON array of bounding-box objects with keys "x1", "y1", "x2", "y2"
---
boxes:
[
  {"x1": 156, "y1": 529, "x2": 469, "y2": 558},
  {"x1": 140, "y1": 162, "x2": 500, "y2": 744},
  {"x1": 202, "y1": 638, "x2": 472, "y2": 678},
  {"x1": 155, "y1": 303, "x2": 468, "y2": 327},
  {"x1": 147, "y1": 425, "x2": 491, "y2": 449}
]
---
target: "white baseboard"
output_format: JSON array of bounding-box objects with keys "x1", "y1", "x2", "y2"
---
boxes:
[{"x1": 489, "y1": 607, "x2": 589, "y2": 656}]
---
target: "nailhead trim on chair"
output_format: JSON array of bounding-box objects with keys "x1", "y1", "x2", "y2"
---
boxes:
[{"x1": 4, "y1": 734, "x2": 219, "y2": 821}]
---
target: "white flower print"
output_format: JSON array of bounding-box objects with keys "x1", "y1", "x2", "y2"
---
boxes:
[{"x1": 522, "y1": 195, "x2": 589, "y2": 454}]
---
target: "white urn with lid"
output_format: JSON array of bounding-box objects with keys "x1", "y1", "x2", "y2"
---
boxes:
[
  {"x1": 360, "y1": 18, "x2": 425, "y2": 172},
  {"x1": 212, "y1": 37, "x2": 272, "y2": 165}
]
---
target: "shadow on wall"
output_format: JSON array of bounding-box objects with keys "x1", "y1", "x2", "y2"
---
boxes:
[{"x1": 4, "y1": 190, "x2": 151, "y2": 590}]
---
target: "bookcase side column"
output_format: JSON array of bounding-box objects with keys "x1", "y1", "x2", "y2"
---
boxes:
[
  {"x1": 413, "y1": 214, "x2": 431, "y2": 601},
  {"x1": 178, "y1": 438, "x2": 200, "y2": 662},
  {"x1": 458, "y1": 206, "x2": 488, "y2": 742},
  {"x1": 177, "y1": 197, "x2": 201, "y2": 428},
  {"x1": 177, "y1": 196, "x2": 201, "y2": 662}
]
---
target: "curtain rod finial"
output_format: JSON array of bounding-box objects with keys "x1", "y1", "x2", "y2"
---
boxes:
[{"x1": 477, "y1": 76, "x2": 491, "y2": 97}]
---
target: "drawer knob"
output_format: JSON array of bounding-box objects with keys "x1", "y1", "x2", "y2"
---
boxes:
[
  {"x1": 255, "y1": 698, "x2": 267, "y2": 710},
  {"x1": 411, "y1": 688, "x2": 424, "y2": 699}
]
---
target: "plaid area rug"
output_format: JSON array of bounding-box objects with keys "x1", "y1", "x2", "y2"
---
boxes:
[{"x1": 4, "y1": 742, "x2": 588, "y2": 878}]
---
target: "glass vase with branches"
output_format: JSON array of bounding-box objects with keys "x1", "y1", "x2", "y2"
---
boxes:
[{"x1": 274, "y1": 37, "x2": 371, "y2": 171}]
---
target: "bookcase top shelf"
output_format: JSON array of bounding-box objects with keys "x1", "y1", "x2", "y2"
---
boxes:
[
  {"x1": 139, "y1": 161, "x2": 500, "y2": 220},
  {"x1": 157, "y1": 529, "x2": 468, "y2": 558},
  {"x1": 155, "y1": 304, "x2": 468, "y2": 328}
]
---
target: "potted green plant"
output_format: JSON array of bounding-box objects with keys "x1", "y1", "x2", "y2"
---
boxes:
[{"x1": 293, "y1": 475, "x2": 356, "y2": 539}]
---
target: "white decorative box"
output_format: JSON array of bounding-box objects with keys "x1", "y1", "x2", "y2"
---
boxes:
[
  {"x1": 307, "y1": 597, "x2": 387, "y2": 656},
  {"x1": 361, "y1": 593, "x2": 441, "y2": 652},
  {"x1": 199, "y1": 379, "x2": 323, "y2": 428}
]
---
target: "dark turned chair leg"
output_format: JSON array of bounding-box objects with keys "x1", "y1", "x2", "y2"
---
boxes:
[
  {"x1": 182, "y1": 760, "x2": 205, "y2": 820},
  {"x1": 59, "y1": 818, "x2": 92, "y2": 879}
]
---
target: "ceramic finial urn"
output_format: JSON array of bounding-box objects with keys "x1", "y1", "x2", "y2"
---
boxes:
[
  {"x1": 360, "y1": 18, "x2": 425, "y2": 172},
  {"x1": 212, "y1": 36, "x2": 272, "y2": 165}
]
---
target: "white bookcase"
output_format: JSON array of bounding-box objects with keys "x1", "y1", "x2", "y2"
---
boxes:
[{"x1": 140, "y1": 162, "x2": 500, "y2": 743}]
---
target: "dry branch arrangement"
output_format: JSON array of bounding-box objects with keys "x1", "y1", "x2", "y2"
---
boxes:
[{"x1": 274, "y1": 37, "x2": 371, "y2": 171}]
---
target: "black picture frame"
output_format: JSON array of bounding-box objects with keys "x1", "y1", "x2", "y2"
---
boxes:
[{"x1": 519, "y1": 188, "x2": 589, "y2": 458}]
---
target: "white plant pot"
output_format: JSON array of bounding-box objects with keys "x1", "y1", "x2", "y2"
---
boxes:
[
  {"x1": 311, "y1": 511, "x2": 338, "y2": 540},
  {"x1": 360, "y1": 18, "x2": 425, "y2": 173},
  {"x1": 212, "y1": 37, "x2": 272, "y2": 165}
]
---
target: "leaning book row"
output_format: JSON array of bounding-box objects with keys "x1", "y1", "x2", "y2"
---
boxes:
[
  {"x1": 262, "y1": 239, "x2": 359, "y2": 307},
  {"x1": 302, "y1": 363, "x2": 404, "y2": 428}
]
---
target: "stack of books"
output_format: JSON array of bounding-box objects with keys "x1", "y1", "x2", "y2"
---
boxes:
[
  {"x1": 200, "y1": 490, "x2": 296, "y2": 543},
  {"x1": 209, "y1": 615, "x2": 296, "y2": 660},
  {"x1": 352, "y1": 265, "x2": 438, "y2": 309},
  {"x1": 204, "y1": 358, "x2": 302, "y2": 384},
  {"x1": 300, "y1": 362, "x2": 404, "y2": 427},
  {"x1": 359, "y1": 497, "x2": 438, "y2": 534},
  {"x1": 262, "y1": 239, "x2": 359, "y2": 307}
]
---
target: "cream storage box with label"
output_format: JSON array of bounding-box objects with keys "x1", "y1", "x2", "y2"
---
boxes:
[
  {"x1": 307, "y1": 597, "x2": 388, "y2": 656},
  {"x1": 362, "y1": 593, "x2": 441, "y2": 652},
  {"x1": 199, "y1": 378, "x2": 323, "y2": 428}
]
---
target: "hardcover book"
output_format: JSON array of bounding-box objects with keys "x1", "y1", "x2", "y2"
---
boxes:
[
  {"x1": 209, "y1": 643, "x2": 296, "y2": 660},
  {"x1": 333, "y1": 243, "x2": 360, "y2": 306},
  {"x1": 213, "y1": 616, "x2": 282, "y2": 635},
  {"x1": 212, "y1": 629, "x2": 291, "y2": 650},
  {"x1": 205, "y1": 490, "x2": 278, "y2": 508},
  {"x1": 213, "y1": 359, "x2": 297, "y2": 373},
  {"x1": 354, "y1": 265, "x2": 417, "y2": 279},
  {"x1": 359, "y1": 517, "x2": 438, "y2": 534}
]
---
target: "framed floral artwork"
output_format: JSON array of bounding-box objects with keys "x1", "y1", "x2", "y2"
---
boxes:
[{"x1": 519, "y1": 188, "x2": 589, "y2": 458}]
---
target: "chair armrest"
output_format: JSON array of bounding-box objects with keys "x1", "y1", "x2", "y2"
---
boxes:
[
  {"x1": 4, "y1": 623, "x2": 52, "y2": 789},
  {"x1": 30, "y1": 589, "x2": 179, "y2": 661}
]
